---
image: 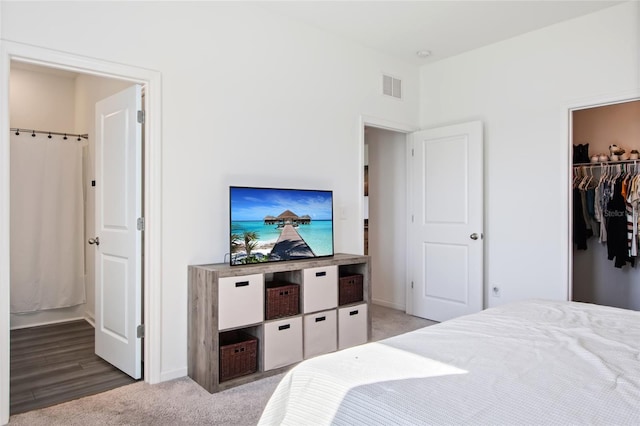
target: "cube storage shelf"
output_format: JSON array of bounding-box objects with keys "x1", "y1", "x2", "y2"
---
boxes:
[{"x1": 188, "y1": 253, "x2": 371, "y2": 393}]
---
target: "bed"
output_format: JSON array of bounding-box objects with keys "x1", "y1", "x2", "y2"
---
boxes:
[{"x1": 258, "y1": 299, "x2": 640, "y2": 425}]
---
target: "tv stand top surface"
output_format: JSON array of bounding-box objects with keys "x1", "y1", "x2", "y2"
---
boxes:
[{"x1": 193, "y1": 253, "x2": 369, "y2": 277}]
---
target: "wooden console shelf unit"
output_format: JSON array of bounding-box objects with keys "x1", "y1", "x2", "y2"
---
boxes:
[{"x1": 188, "y1": 253, "x2": 371, "y2": 393}]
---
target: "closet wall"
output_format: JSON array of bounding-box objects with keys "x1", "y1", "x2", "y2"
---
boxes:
[
  {"x1": 572, "y1": 100, "x2": 640, "y2": 311},
  {"x1": 9, "y1": 64, "x2": 131, "y2": 328}
]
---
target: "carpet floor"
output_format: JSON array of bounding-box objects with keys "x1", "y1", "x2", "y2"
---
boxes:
[{"x1": 8, "y1": 305, "x2": 436, "y2": 425}]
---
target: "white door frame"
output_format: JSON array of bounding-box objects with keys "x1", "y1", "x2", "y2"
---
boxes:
[
  {"x1": 0, "y1": 41, "x2": 163, "y2": 424},
  {"x1": 564, "y1": 89, "x2": 640, "y2": 303},
  {"x1": 359, "y1": 116, "x2": 418, "y2": 313}
]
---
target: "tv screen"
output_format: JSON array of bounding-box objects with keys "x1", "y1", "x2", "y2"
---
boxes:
[{"x1": 229, "y1": 186, "x2": 334, "y2": 266}]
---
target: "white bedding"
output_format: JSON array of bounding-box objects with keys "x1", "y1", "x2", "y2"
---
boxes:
[{"x1": 259, "y1": 300, "x2": 640, "y2": 425}]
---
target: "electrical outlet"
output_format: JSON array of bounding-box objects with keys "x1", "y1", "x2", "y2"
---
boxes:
[{"x1": 492, "y1": 286, "x2": 501, "y2": 297}]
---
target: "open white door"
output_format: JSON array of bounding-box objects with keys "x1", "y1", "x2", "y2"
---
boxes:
[
  {"x1": 93, "y1": 85, "x2": 142, "y2": 379},
  {"x1": 409, "y1": 121, "x2": 483, "y2": 322}
]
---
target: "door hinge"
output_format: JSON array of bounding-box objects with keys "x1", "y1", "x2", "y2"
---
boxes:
[
  {"x1": 137, "y1": 217, "x2": 145, "y2": 231},
  {"x1": 411, "y1": 214, "x2": 414, "y2": 223},
  {"x1": 411, "y1": 148, "x2": 414, "y2": 157},
  {"x1": 137, "y1": 110, "x2": 145, "y2": 124},
  {"x1": 411, "y1": 281, "x2": 414, "y2": 289},
  {"x1": 137, "y1": 324, "x2": 145, "y2": 338}
]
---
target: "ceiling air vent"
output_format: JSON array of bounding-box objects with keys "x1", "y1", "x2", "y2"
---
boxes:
[{"x1": 382, "y1": 74, "x2": 402, "y2": 99}]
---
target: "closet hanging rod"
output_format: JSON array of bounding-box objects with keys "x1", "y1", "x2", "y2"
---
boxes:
[
  {"x1": 10, "y1": 128, "x2": 88, "y2": 140},
  {"x1": 573, "y1": 160, "x2": 639, "y2": 168}
]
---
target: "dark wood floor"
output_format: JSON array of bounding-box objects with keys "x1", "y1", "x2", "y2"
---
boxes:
[{"x1": 10, "y1": 319, "x2": 137, "y2": 415}]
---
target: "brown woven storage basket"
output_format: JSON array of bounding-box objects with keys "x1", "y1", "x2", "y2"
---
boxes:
[
  {"x1": 219, "y1": 331, "x2": 258, "y2": 382},
  {"x1": 339, "y1": 274, "x2": 363, "y2": 305},
  {"x1": 265, "y1": 281, "x2": 300, "y2": 320}
]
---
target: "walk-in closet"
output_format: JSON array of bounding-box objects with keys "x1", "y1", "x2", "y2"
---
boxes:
[
  {"x1": 572, "y1": 99, "x2": 640, "y2": 311},
  {"x1": 8, "y1": 62, "x2": 136, "y2": 414}
]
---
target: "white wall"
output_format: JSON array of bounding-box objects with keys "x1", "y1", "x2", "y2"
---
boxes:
[
  {"x1": 1, "y1": 1, "x2": 420, "y2": 382},
  {"x1": 419, "y1": 1, "x2": 639, "y2": 308},
  {"x1": 10, "y1": 66, "x2": 75, "y2": 131},
  {"x1": 8, "y1": 66, "x2": 87, "y2": 329},
  {"x1": 366, "y1": 128, "x2": 407, "y2": 309}
]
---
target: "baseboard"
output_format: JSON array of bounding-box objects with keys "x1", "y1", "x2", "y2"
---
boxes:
[
  {"x1": 9, "y1": 316, "x2": 86, "y2": 330},
  {"x1": 84, "y1": 313, "x2": 95, "y2": 327},
  {"x1": 371, "y1": 298, "x2": 405, "y2": 311},
  {"x1": 160, "y1": 367, "x2": 187, "y2": 383}
]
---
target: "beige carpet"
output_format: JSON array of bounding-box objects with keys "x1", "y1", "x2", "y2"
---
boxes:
[{"x1": 8, "y1": 305, "x2": 436, "y2": 425}]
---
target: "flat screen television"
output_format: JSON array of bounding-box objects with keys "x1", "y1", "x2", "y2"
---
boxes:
[{"x1": 229, "y1": 186, "x2": 334, "y2": 266}]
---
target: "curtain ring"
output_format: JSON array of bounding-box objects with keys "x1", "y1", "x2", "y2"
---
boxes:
[
  {"x1": 31, "y1": 130, "x2": 36, "y2": 137},
  {"x1": 14, "y1": 129, "x2": 20, "y2": 136},
  {"x1": 48, "y1": 132, "x2": 52, "y2": 139},
  {"x1": 63, "y1": 133, "x2": 68, "y2": 140}
]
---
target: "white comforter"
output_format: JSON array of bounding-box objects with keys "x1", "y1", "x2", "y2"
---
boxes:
[{"x1": 259, "y1": 300, "x2": 640, "y2": 425}]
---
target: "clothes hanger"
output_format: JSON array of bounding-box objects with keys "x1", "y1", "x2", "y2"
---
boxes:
[
  {"x1": 604, "y1": 164, "x2": 615, "y2": 186},
  {"x1": 573, "y1": 167, "x2": 583, "y2": 189},
  {"x1": 578, "y1": 168, "x2": 588, "y2": 190},
  {"x1": 580, "y1": 169, "x2": 592, "y2": 190},
  {"x1": 586, "y1": 167, "x2": 596, "y2": 189},
  {"x1": 597, "y1": 164, "x2": 608, "y2": 187}
]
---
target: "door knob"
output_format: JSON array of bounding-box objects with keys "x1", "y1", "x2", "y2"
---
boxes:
[
  {"x1": 88, "y1": 237, "x2": 100, "y2": 246},
  {"x1": 470, "y1": 233, "x2": 481, "y2": 240}
]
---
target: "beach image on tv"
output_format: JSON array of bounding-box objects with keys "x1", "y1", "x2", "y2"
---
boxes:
[{"x1": 230, "y1": 187, "x2": 334, "y2": 265}]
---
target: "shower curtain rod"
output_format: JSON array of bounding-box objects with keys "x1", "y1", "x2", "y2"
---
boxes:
[{"x1": 10, "y1": 128, "x2": 88, "y2": 140}]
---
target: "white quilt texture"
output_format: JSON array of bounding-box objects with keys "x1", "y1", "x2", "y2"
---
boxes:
[{"x1": 258, "y1": 300, "x2": 640, "y2": 425}]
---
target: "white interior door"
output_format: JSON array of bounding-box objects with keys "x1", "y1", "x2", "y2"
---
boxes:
[
  {"x1": 409, "y1": 121, "x2": 483, "y2": 322},
  {"x1": 94, "y1": 85, "x2": 142, "y2": 379}
]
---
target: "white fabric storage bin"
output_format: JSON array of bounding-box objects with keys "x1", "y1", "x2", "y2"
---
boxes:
[
  {"x1": 218, "y1": 273, "x2": 264, "y2": 331},
  {"x1": 264, "y1": 316, "x2": 303, "y2": 371},
  {"x1": 303, "y1": 265, "x2": 338, "y2": 313},
  {"x1": 338, "y1": 303, "x2": 368, "y2": 350},
  {"x1": 303, "y1": 309, "x2": 337, "y2": 359}
]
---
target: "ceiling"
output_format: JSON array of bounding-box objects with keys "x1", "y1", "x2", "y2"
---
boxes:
[
  {"x1": 10, "y1": 1, "x2": 625, "y2": 75},
  {"x1": 257, "y1": 1, "x2": 625, "y2": 65}
]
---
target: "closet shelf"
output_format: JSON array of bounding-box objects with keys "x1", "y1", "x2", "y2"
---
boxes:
[{"x1": 573, "y1": 159, "x2": 640, "y2": 168}]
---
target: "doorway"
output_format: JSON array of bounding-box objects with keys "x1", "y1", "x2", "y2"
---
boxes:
[
  {"x1": 364, "y1": 126, "x2": 410, "y2": 311},
  {"x1": 363, "y1": 118, "x2": 485, "y2": 322},
  {"x1": 570, "y1": 98, "x2": 640, "y2": 311},
  {"x1": 8, "y1": 62, "x2": 139, "y2": 413},
  {"x1": 0, "y1": 41, "x2": 162, "y2": 424}
]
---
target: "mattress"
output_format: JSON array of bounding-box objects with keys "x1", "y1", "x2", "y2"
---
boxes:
[{"x1": 258, "y1": 300, "x2": 640, "y2": 425}]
